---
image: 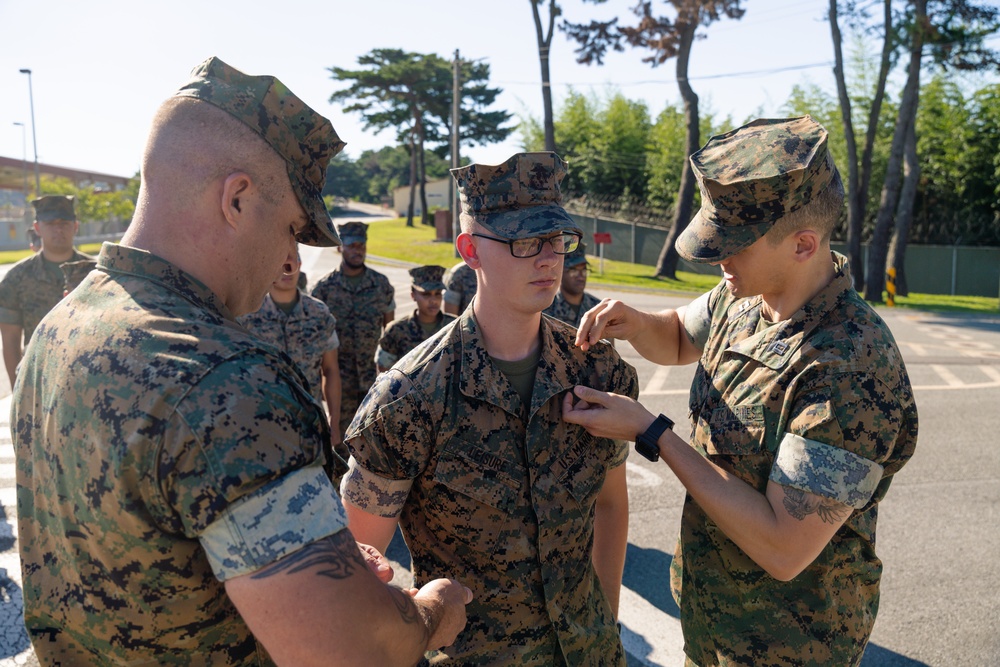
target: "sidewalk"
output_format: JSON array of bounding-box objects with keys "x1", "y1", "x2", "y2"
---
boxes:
[{"x1": 0, "y1": 395, "x2": 38, "y2": 666}]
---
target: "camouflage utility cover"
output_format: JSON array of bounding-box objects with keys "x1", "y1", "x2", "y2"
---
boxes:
[
  {"x1": 673, "y1": 252, "x2": 918, "y2": 666},
  {"x1": 375, "y1": 310, "x2": 455, "y2": 370},
  {"x1": 451, "y1": 152, "x2": 582, "y2": 240},
  {"x1": 12, "y1": 243, "x2": 346, "y2": 665},
  {"x1": 562, "y1": 241, "x2": 588, "y2": 268},
  {"x1": 409, "y1": 264, "x2": 447, "y2": 292},
  {"x1": 443, "y1": 261, "x2": 477, "y2": 312},
  {"x1": 174, "y1": 56, "x2": 345, "y2": 248},
  {"x1": 543, "y1": 291, "x2": 602, "y2": 329},
  {"x1": 0, "y1": 249, "x2": 94, "y2": 344},
  {"x1": 31, "y1": 195, "x2": 75, "y2": 222},
  {"x1": 678, "y1": 116, "x2": 835, "y2": 263},
  {"x1": 337, "y1": 221, "x2": 368, "y2": 245},
  {"x1": 238, "y1": 290, "x2": 339, "y2": 407},
  {"x1": 341, "y1": 311, "x2": 638, "y2": 665},
  {"x1": 311, "y1": 266, "x2": 395, "y2": 436}
]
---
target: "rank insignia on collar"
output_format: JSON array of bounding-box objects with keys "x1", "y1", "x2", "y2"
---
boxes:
[{"x1": 770, "y1": 340, "x2": 789, "y2": 356}]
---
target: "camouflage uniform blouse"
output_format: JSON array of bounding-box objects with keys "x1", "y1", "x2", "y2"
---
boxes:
[
  {"x1": 674, "y1": 253, "x2": 918, "y2": 667},
  {"x1": 12, "y1": 244, "x2": 347, "y2": 666},
  {"x1": 442, "y1": 261, "x2": 477, "y2": 313},
  {"x1": 342, "y1": 311, "x2": 639, "y2": 666},
  {"x1": 0, "y1": 248, "x2": 94, "y2": 344},
  {"x1": 375, "y1": 309, "x2": 456, "y2": 369},
  {"x1": 310, "y1": 266, "x2": 394, "y2": 431},
  {"x1": 543, "y1": 290, "x2": 601, "y2": 328},
  {"x1": 237, "y1": 290, "x2": 339, "y2": 406}
]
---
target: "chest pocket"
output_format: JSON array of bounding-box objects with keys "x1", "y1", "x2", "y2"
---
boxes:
[
  {"x1": 426, "y1": 439, "x2": 519, "y2": 556},
  {"x1": 699, "y1": 403, "x2": 767, "y2": 457},
  {"x1": 553, "y1": 429, "x2": 608, "y2": 512}
]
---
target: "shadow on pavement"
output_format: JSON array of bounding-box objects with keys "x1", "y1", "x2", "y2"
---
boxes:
[
  {"x1": 861, "y1": 642, "x2": 931, "y2": 666},
  {"x1": 0, "y1": 505, "x2": 31, "y2": 660},
  {"x1": 623, "y1": 543, "x2": 679, "y2": 618}
]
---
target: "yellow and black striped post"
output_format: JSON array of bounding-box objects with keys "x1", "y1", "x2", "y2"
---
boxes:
[{"x1": 886, "y1": 267, "x2": 896, "y2": 307}]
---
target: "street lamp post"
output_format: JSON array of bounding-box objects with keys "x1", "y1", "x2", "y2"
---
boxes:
[
  {"x1": 12, "y1": 122, "x2": 28, "y2": 204},
  {"x1": 19, "y1": 68, "x2": 41, "y2": 195}
]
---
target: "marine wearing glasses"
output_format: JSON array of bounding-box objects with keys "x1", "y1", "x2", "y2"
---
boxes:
[{"x1": 470, "y1": 231, "x2": 582, "y2": 258}]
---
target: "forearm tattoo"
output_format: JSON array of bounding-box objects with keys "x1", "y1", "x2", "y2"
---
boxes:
[
  {"x1": 250, "y1": 530, "x2": 360, "y2": 580},
  {"x1": 782, "y1": 487, "x2": 851, "y2": 524}
]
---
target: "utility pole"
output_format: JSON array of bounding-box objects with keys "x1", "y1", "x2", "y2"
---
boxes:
[
  {"x1": 19, "y1": 69, "x2": 41, "y2": 195},
  {"x1": 451, "y1": 49, "x2": 461, "y2": 255}
]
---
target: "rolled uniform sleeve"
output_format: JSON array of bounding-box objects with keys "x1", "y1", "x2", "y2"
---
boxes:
[
  {"x1": 340, "y1": 370, "x2": 429, "y2": 517},
  {"x1": 155, "y1": 354, "x2": 348, "y2": 581},
  {"x1": 770, "y1": 371, "x2": 899, "y2": 510}
]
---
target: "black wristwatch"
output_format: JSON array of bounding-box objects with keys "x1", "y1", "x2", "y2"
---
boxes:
[{"x1": 635, "y1": 414, "x2": 674, "y2": 462}]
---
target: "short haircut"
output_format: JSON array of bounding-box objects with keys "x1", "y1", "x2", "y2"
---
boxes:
[
  {"x1": 765, "y1": 169, "x2": 845, "y2": 246},
  {"x1": 142, "y1": 97, "x2": 286, "y2": 203}
]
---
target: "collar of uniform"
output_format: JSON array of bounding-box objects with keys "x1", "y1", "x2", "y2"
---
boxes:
[
  {"x1": 97, "y1": 243, "x2": 235, "y2": 321},
  {"x1": 26, "y1": 248, "x2": 90, "y2": 281},
  {"x1": 262, "y1": 292, "x2": 303, "y2": 318},
  {"x1": 332, "y1": 265, "x2": 377, "y2": 292},
  {"x1": 457, "y1": 308, "x2": 576, "y2": 419},
  {"x1": 726, "y1": 252, "x2": 853, "y2": 370}
]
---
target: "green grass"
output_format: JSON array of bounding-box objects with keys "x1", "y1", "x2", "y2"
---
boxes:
[
  {"x1": 0, "y1": 242, "x2": 108, "y2": 264},
  {"x1": 885, "y1": 292, "x2": 1000, "y2": 315}
]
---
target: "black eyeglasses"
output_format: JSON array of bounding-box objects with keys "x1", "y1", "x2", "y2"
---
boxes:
[{"x1": 471, "y1": 232, "x2": 582, "y2": 258}]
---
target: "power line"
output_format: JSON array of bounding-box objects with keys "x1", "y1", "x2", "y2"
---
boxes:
[{"x1": 497, "y1": 60, "x2": 835, "y2": 88}]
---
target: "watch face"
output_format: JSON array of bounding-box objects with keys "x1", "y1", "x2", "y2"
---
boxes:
[{"x1": 635, "y1": 438, "x2": 659, "y2": 462}]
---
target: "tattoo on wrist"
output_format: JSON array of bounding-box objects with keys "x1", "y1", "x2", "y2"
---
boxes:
[
  {"x1": 782, "y1": 487, "x2": 851, "y2": 524},
  {"x1": 388, "y1": 586, "x2": 422, "y2": 629},
  {"x1": 250, "y1": 530, "x2": 359, "y2": 580}
]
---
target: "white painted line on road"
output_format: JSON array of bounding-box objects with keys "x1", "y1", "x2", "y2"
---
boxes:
[
  {"x1": 0, "y1": 550, "x2": 23, "y2": 586},
  {"x1": 626, "y1": 463, "x2": 662, "y2": 488},
  {"x1": 902, "y1": 341, "x2": 928, "y2": 356},
  {"x1": 639, "y1": 389, "x2": 691, "y2": 396},
  {"x1": 981, "y1": 366, "x2": 1000, "y2": 383},
  {"x1": 0, "y1": 444, "x2": 13, "y2": 459},
  {"x1": 948, "y1": 340, "x2": 994, "y2": 350},
  {"x1": 930, "y1": 364, "x2": 964, "y2": 387},
  {"x1": 643, "y1": 365, "x2": 672, "y2": 394},
  {"x1": 0, "y1": 488, "x2": 15, "y2": 507},
  {"x1": 0, "y1": 464, "x2": 13, "y2": 479},
  {"x1": 619, "y1": 583, "x2": 686, "y2": 666}
]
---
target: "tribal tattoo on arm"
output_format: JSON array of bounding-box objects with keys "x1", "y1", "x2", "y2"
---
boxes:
[
  {"x1": 782, "y1": 487, "x2": 852, "y2": 524},
  {"x1": 249, "y1": 530, "x2": 425, "y2": 631},
  {"x1": 250, "y1": 529, "x2": 361, "y2": 580}
]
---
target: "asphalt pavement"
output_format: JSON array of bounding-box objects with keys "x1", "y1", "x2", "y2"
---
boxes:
[{"x1": 1, "y1": 225, "x2": 998, "y2": 665}]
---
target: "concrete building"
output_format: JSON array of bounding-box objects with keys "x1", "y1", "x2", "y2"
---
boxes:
[{"x1": 392, "y1": 177, "x2": 451, "y2": 217}]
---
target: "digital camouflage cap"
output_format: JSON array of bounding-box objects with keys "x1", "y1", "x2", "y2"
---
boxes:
[
  {"x1": 677, "y1": 116, "x2": 836, "y2": 263},
  {"x1": 451, "y1": 152, "x2": 582, "y2": 240},
  {"x1": 32, "y1": 195, "x2": 75, "y2": 223},
  {"x1": 563, "y1": 241, "x2": 588, "y2": 269},
  {"x1": 409, "y1": 265, "x2": 447, "y2": 292},
  {"x1": 173, "y1": 56, "x2": 345, "y2": 247},
  {"x1": 337, "y1": 221, "x2": 367, "y2": 246}
]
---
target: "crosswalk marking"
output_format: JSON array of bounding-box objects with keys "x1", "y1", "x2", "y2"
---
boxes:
[{"x1": 930, "y1": 364, "x2": 964, "y2": 387}]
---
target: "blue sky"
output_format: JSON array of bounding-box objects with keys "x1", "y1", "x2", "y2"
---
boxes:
[{"x1": 2, "y1": 0, "x2": 977, "y2": 179}]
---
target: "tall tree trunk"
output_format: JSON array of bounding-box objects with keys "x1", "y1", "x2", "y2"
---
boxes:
[
  {"x1": 532, "y1": 0, "x2": 558, "y2": 152},
  {"x1": 854, "y1": 0, "x2": 894, "y2": 291},
  {"x1": 864, "y1": 0, "x2": 926, "y2": 302},
  {"x1": 829, "y1": 0, "x2": 861, "y2": 281},
  {"x1": 418, "y1": 132, "x2": 430, "y2": 226},
  {"x1": 654, "y1": 16, "x2": 699, "y2": 280},
  {"x1": 889, "y1": 116, "x2": 919, "y2": 297},
  {"x1": 406, "y1": 128, "x2": 417, "y2": 227}
]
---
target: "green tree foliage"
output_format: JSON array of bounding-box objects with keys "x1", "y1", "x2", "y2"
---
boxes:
[
  {"x1": 323, "y1": 146, "x2": 450, "y2": 206},
  {"x1": 40, "y1": 174, "x2": 138, "y2": 234},
  {"x1": 330, "y1": 49, "x2": 512, "y2": 225}
]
